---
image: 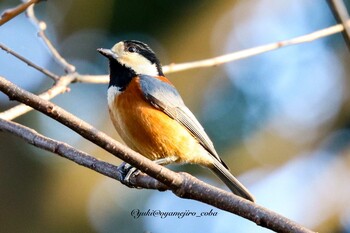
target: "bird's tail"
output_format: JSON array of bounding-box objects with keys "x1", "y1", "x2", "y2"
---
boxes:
[{"x1": 210, "y1": 159, "x2": 255, "y2": 202}]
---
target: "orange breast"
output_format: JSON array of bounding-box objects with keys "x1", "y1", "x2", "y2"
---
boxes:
[{"x1": 108, "y1": 77, "x2": 212, "y2": 166}]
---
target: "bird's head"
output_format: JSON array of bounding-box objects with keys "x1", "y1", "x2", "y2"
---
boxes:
[{"x1": 98, "y1": 40, "x2": 163, "y2": 77}]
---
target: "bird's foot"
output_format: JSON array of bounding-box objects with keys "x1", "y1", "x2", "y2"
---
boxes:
[{"x1": 117, "y1": 162, "x2": 142, "y2": 188}]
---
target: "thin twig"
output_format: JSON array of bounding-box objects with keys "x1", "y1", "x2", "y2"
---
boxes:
[
  {"x1": 162, "y1": 19, "x2": 350, "y2": 73},
  {"x1": 75, "y1": 19, "x2": 350, "y2": 84},
  {"x1": 0, "y1": 0, "x2": 41, "y2": 26},
  {"x1": 0, "y1": 43, "x2": 59, "y2": 81},
  {"x1": 74, "y1": 74, "x2": 108, "y2": 84},
  {"x1": 0, "y1": 76, "x2": 315, "y2": 233},
  {"x1": 0, "y1": 74, "x2": 74, "y2": 120},
  {"x1": 327, "y1": 0, "x2": 350, "y2": 51},
  {"x1": 26, "y1": 4, "x2": 76, "y2": 74}
]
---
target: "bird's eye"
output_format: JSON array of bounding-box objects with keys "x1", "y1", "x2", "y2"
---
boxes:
[{"x1": 127, "y1": 46, "x2": 137, "y2": 53}]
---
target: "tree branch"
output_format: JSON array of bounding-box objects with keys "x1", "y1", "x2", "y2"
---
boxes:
[
  {"x1": 0, "y1": 43, "x2": 59, "y2": 81},
  {"x1": 0, "y1": 118, "x2": 168, "y2": 190},
  {"x1": 0, "y1": 118, "x2": 122, "y2": 180},
  {"x1": 0, "y1": 117, "x2": 181, "y2": 192},
  {"x1": 26, "y1": 4, "x2": 76, "y2": 74},
  {"x1": 0, "y1": 0, "x2": 42, "y2": 26},
  {"x1": 0, "y1": 76, "x2": 315, "y2": 233},
  {"x1": 327, "y1": 0, "x2": 350, "y2": 51}
]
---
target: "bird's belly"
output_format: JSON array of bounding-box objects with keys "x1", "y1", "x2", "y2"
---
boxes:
[{"x1": 109, "y1": 90, "x2": 210, "y2": 165}]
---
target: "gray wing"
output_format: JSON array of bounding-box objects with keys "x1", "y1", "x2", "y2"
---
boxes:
[{"x1": 139, "y1": 75, "x2": 226, "y2": 166}]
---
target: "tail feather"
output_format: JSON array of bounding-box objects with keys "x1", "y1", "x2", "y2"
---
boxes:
[{"x1": 210, "y1": 159, "x2": 255, "y2": 202}]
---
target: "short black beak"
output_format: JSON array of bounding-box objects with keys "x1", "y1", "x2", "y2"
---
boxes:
[{"x1": 97, "y1": 48, "x2": 118, "y2": 60}]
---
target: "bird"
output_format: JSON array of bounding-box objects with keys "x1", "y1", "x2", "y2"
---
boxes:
[{"x1": 97, "y1": 40, "x2": 255, "y2": 202}]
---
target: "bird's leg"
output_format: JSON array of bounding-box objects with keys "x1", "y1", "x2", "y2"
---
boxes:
[
  {"x1": 118, "y1": 156, "x2": 178, "y2": 188},
  {"x1": 153, "y1": 156, "x2": 178, "y2": 165},
  {"x1": 117, "y1": 162, "x2": 140, "y2": 188}
]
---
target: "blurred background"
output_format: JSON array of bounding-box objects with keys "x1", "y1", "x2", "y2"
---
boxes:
[{"x1": 1, "y1": 0, "x2": 350, "y2": 232}]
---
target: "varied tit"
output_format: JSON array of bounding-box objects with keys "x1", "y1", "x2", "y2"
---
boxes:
[{"x1": 97, "y1": 40, "x2": 255, "y2": 202}]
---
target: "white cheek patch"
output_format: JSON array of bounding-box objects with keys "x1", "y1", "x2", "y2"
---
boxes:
[
  {"x1": 107, "y1": 86, "x2": 122, "y2": 107},
  {"x1": 119, "y1": 53, "x2": 159, "y2": 76}
]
